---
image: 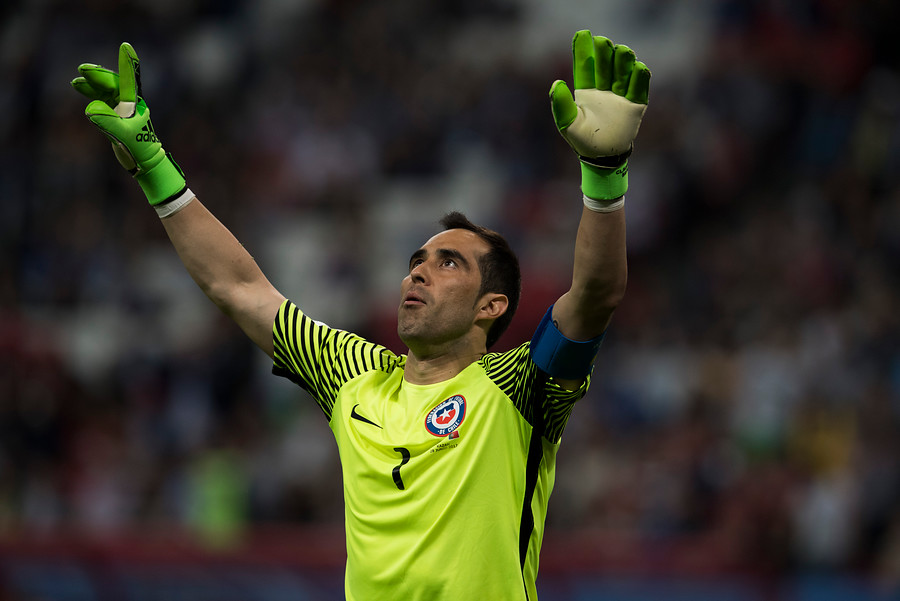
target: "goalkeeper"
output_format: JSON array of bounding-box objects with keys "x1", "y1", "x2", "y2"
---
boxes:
[{"x1": 72, "y1": 31, "x2": 649, "y2": 601}]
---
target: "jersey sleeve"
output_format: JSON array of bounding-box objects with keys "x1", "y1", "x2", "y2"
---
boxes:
[
  {"x1": 272, "y1": 299, "x2": 397, "y2": 421},
  {"x1": 482, "y1": 342, "x2": 590, "y2": 444}
]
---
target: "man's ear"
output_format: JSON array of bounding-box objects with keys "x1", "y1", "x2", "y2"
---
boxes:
[{"x1": 476, "y1": 293, "x2": 509, "y2": 322}]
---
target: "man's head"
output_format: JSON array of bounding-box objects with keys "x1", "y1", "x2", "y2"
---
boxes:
[
  {"x1": 397, "y1": 212, "x2": 520, "y2": 354},
  {"x1": 438, "y1": 212, "x2": 521, "y2": 348}
]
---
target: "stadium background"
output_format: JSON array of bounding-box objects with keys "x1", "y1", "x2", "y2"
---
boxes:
[{"x1": 2, "y1": 0, "x2": 900, "y2": 598}]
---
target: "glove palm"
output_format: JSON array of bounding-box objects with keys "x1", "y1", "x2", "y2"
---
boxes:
[{"x1": 550, "y1": 31, "x2": 650, "y2": 200}]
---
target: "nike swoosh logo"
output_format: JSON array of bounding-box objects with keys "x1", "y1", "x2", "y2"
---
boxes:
[{"x1": 350, "y1": 404, "x2": 382, "y2": 429}]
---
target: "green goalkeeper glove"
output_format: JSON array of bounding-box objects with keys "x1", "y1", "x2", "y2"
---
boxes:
[
  {"x1": 72, "y1": 42, "x2": 188, "y2": 208},
  {"x1": 550, "y1": 30, "x2": 650, "y2": 204}
]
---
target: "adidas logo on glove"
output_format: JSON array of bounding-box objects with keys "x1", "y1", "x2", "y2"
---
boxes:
[{"x1": 135, "y1": 123, "x2": 158, "y2": 143}]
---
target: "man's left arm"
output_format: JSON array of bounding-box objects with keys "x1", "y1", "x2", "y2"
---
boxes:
[
  {"x1": 531, "y1": 31, "x2": 650, "y2": 388},
  {"x1": 552, "y1": 204, "x2": 627, "y2": 340}
]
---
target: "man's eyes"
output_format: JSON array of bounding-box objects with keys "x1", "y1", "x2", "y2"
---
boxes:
[{"x1": 409, "y1": 257, "x2": 458, "y2": 271}]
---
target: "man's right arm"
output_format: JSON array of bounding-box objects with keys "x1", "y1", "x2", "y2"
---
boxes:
[
  {"x1": 160, "y1": 197, "x2": 285, "y2": 358},
  {"x1": 73, "y1": 43, "x2": 284, "y2": 358}
]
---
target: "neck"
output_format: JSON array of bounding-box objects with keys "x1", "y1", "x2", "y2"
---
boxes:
[{"x1": 403, "y1": 340, "x2": 486, "y2": 385}]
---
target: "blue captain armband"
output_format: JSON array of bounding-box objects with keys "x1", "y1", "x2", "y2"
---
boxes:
[{"x1": 529, "y1": 305, "x2": 605, "y2": 380}]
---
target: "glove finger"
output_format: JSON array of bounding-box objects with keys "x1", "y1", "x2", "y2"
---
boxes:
[
  {"x1": 85, "y1": 99, "x2": 142, "y2": 172},
  {"x1": 549, "y1": 79, "x2": 578, "y2": 130},
  {"x1": 76, "y1": 64, "x2": 120, "y2": 104},
  {"x1": 627, "y1": 61, "x2": 651, "y2": 105},
  {"x1": 592, "y1": 35, "x2": 615, "y2": 92},
  {"x1": 85, "y1": 99, "x2": 118, "y2": 118},
  {"x1": 86, "y1": 103, "x2": 125, "y2": 139},
  {"x1": 611, "y1": 44, "x2": 636, "y2": 97},
  {"x1": 572, "y1": 30, "x2": 596, "y2": 90},
  {"x1": 72, "y1": 77, "x2": 104, "y2": 100},
  {"x1": 78, "y1": 63, "x2": 118, "y2": 90},
  {"x1": 117, "y1": 42, "x2": 141, "y2": 104}
]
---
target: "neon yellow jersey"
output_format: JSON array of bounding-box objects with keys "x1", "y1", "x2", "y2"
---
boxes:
[{"x1": 272, "y1": 300, "x2": 589, "y2": 601}]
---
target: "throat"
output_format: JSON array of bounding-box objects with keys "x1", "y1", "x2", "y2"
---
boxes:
[{"x1": 403, "y1": 349, "x2": 484, "y2": 385}]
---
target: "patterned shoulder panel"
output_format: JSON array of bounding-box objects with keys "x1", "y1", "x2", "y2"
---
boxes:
[
  {"x1": 481, "y1": 342, "x2": 590, "y2": 443},
  {"x1": 272, "y1": 300, "x2": 399, "y2": 420}
]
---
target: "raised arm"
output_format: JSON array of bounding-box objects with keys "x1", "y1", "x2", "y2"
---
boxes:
[
  {"x1": 72, "y1": 43, "x2": 284, "y2": 357},
  {"x1": 553, "y1": 204, "x2": 627, "y2": 340},
  {"x1": 530, "y1": 31, "x2": 650, "y2": 386},
  {"x1": 159, "y1": 199, "x2": 284, "y2": 358},
  {"x1": 551, "y1": 31, "x2": 650, "y2": 338}
]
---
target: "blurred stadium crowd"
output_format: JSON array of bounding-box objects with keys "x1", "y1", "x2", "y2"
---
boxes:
[{"x1": 2, "y1": 0, "x2": 900, "y2": 594}]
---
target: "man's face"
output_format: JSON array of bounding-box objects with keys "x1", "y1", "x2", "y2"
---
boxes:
[{"x1": 397, "y1": 228, "x2": 489, "y2": 351}]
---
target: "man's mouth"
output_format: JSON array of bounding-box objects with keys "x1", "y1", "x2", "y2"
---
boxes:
[{"x1": 403, "y1": 292, "x2": 426, "y2": 306}]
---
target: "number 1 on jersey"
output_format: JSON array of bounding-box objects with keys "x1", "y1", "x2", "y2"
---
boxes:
[{"x1": 392, "y1": 447, "x2": 410, "y2": 490}]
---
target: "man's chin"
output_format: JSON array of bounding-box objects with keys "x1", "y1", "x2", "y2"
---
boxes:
[
  {"x1": 396, "y1": 322, "x2": 417, "y2": 346},
  {"x1": 397, "y1": 322, "x2": 434, "y2": 355}
]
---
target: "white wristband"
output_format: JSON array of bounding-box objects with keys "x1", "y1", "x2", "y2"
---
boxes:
[
  {"x1": 583, "y1": 194, "x2": 625, "y2": 213},
  {"x1": 155, "y1": 188, "x2": 196, "y2": 218}
]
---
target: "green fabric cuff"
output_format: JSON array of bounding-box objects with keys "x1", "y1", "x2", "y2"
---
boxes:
[
  {"x1": 135, "y1": 152, "x2": 187, "y2": 206},
  {"x1": 580, "y1": 160, "x2": 628, "y2": 201}
]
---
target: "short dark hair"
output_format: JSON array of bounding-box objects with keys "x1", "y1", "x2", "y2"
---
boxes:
[{"x1": 439, "y1": 211, "x2": 521, "y2": 349}]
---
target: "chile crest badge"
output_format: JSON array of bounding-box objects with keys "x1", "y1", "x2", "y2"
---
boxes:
[{"x1": 425, "y1": 395, "x2": 466, "y2": 437}]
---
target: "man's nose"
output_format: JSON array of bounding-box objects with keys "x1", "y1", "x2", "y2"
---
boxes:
[{"x1": 409, "y1": 262, "x2": 428, "y2": 284}]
